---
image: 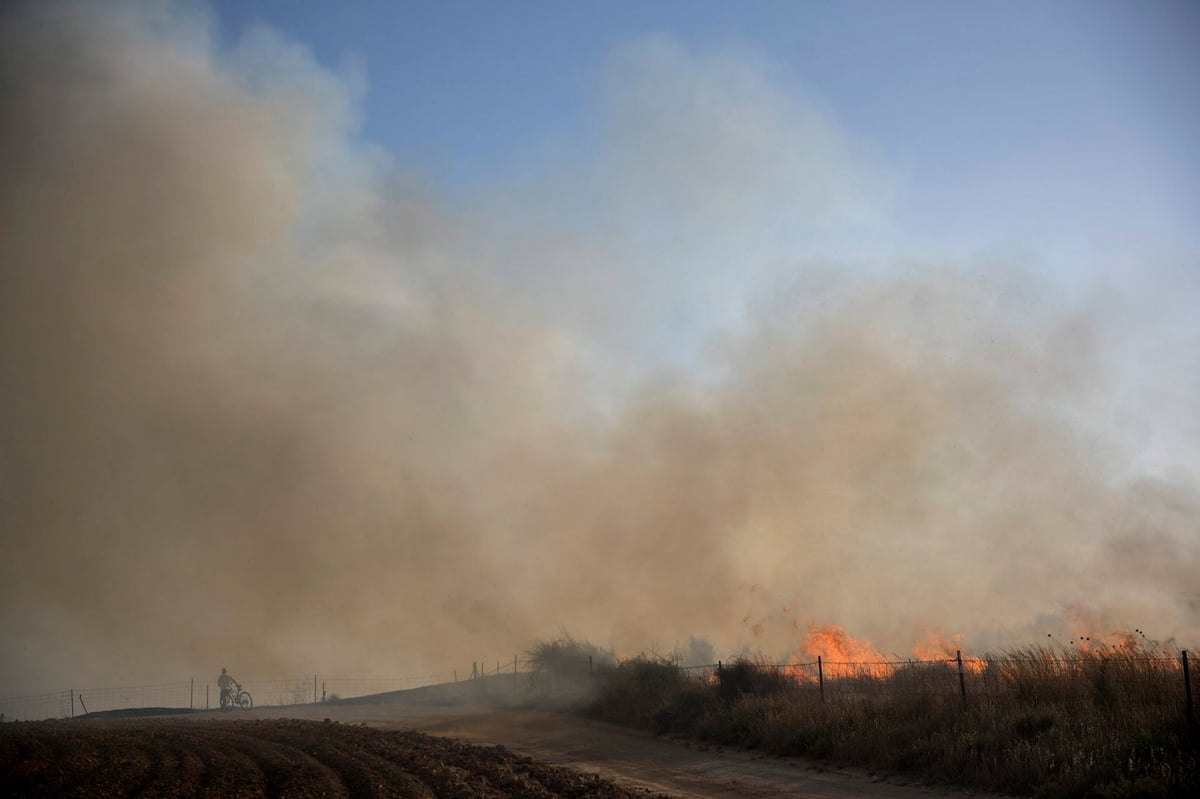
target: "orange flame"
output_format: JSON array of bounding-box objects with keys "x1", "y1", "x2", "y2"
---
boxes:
[
  {"x1": 802, "y1": 624, "x2": 888, "y2": 662},
  {"x1": 789, "y1": 623, "x2": 989, "y2": 678},
  {"x1": 911, "y1": 629, "x2": 962, "y2": 660},
  {"x1": 780, "y1": 618, "x2": 1179, "y2": 686},
  {"x1": 912, "y1": 628, "x2": 986, "y2": 674},
  {"x1": 1063, "y1": 630, "x2": 1144, "y2": 654},
  {"x1": 799, "y1": 624, "x2": 894, "y2": 678}
]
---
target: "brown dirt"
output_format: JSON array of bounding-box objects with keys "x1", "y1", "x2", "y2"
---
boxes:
[
  {"x1": 0, "y1": 716, "x2": 675, "y2": 798},
  {"x1": 1, "y1": 700, "x2": 989, "y2": 798},
  {"x1": 231, "y1": 700, "x2": 979, "y2": 798}
]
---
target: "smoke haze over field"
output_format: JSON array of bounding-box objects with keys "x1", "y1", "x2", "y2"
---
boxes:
[{"x1": 2, "y1": 1, "x2": 1198, "y2": 694}]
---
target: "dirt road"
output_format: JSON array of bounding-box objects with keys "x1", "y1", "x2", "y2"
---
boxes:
[
  {"x1": 4, "y1": 698, "x2": 982, "y2": 798},
  {"x1": 230, "y1": 700, "x2": 973, "y2": 799}
]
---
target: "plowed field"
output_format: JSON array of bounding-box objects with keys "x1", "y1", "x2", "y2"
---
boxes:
[{"x1": 0, "y1": 717, "x2": 675, "y2": 798}]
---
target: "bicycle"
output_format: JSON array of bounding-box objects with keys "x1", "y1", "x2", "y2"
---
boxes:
[{"x1": 220, "y1": 682, "x2": 253, "y2": 710}]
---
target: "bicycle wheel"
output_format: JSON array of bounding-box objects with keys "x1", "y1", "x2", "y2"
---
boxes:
[{"x1": 236, "y1": 691, "x2": 253, "y2": 710}]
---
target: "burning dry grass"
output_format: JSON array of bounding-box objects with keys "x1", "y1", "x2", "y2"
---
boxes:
[{"x1": 585, "y1": 640, "x2": 1198, "y2": 798}]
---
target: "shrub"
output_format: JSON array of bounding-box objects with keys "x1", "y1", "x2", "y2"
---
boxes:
[
  {"x1": 526, "y1": 634, "x2": 613, "y2": 675},
  {"x1": 716, "y1": 659, "x2": 794, "y2": 705},
  {"x1": 576, "y1": 642, "x2": 1199, "y2": 797},
  {"x1": 651, "y1": 684, "x2": 719, "y2": 735},
  {"x1": 589, "y1": 656, "x2": 689, "y2": 728}
]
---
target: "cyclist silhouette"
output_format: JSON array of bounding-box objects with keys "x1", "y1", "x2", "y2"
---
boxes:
[{"x1": 217, "y1": 667, "x2": 238, "y2": 708}]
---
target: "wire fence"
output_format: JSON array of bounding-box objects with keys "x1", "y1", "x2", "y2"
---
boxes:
[
  {"x1": 3, "y1": 650, "x2": 1192, "y2": 722},
  {"x1": 672, "y1": 649, "x2": 1195, "y2": 717},
  {"x1": 0, "y1": 656, "x2": 555, "y2": 722},
  {"x1": 0, "y1": 672, "x2": 455, "y2": 722}
]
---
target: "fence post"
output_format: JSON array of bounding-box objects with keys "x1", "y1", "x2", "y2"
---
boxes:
[
  {"x1": 70, "y1": 689, "x2": 74, "y2": 718},
  {"x1": 1184, "y1": 650, "x2": 1193, "y2": 723},
  {"x1": 817, "y1": 656, "x2": 824, "y2": 702},
  {"x1": 313, "y1": 675, "x2": 317, "y2": 704},
  {"x1": 956, "y1": 650, "x2": 967, "y2": 701}
]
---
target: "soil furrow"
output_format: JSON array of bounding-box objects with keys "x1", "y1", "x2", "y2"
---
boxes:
[
  {"x1": 207, "y1": 727, "x2": 349, "y2": 799},
  {"x1": 0, "y1": 718, "x2": 672, "y2": 799},
  {"x1": 170, "y1": 727, "x2": 269, "y2": 798},
  {"x1": 253, "y1": 722, "x2": 433, "y2": 798}
]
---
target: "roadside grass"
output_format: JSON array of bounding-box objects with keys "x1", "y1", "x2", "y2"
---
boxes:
[{"x1": 583, "y1": 646, "x2": 1198, "y2": 798}]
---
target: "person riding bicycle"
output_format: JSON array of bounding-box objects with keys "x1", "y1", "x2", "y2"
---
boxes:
[{"x1": 218, "y1": 667, "x2": 238, "y2": 708}]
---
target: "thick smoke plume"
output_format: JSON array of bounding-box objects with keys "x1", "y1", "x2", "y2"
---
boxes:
[{"x1": 2, "y1": 1, "x2": 1197, "y2": 694}]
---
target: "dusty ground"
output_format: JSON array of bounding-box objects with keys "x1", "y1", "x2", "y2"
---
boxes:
[
  {"x1": 1, "y1": 698, "x2": 985, "y2": 798},
  {"x1": 0, "y1": 716, "x2": 673, "y2": 798}
]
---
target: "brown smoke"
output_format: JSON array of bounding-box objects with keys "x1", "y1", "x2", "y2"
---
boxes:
[{"x1": 1, "y1": 2, "x2": 1196, "y2": 694}]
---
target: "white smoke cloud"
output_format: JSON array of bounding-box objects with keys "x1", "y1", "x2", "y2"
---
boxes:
[
  {"x1": 1, "y1": 1, "x2": 1196, "y2": 696},
  {"x1": 469, "y1": 35, "x2": 895, "y2": 376}
]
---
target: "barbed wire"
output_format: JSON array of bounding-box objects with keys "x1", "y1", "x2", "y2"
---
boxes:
[{"x1": 2, "y1": 650, "x2": 1191, "y2": 722}]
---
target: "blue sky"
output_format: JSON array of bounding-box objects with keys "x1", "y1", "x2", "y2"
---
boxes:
[
  {"x1": 208, "y1": 1, "x2": 1200, "y2": 454},
  {"x1": 211, "y1": 0, "x2": 1199, "y2": 260}
]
